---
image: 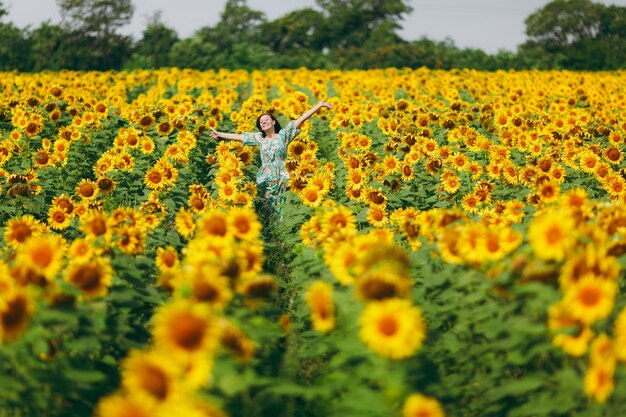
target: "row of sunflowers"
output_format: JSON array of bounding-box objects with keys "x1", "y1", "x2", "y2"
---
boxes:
[{"x1": 0, "y1": 67, "x2": 625, "y2": 417}]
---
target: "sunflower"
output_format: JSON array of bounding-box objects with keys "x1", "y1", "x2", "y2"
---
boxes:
[
  {"x1": 300, "y1": 184, "x2": 324, "y2": 208},
  {"x1": 579, "y1": 150, "x2": 600, "y2": 173},
  {"x1": 305, "y1": 281, "x2": 335, "y2": 333},
  {"x1": 152, "y1": 299, "x2": 220, "y2": 358},
  {"x1": 121, "y1": 349, "x2": 182, "y2": 405},
  {"x1": 355, "y1": 269, "x2": 412, "y2": 301},
  {"x1": 0, "y1": 287, "x2": 33, "y2": 343},
  {"x1": 589, "y1": 333, "x2": 616, "y2": 368},
  {"x1": 4, "y1": 215, "x2": 40, "y2": 249},
  {"x1": 400, "y1": 163, "x2": 415, "y2": 181},
  {"x1": 138, "y1": 114, "x2": 155, "y2": 130},
  {"x1": 80, "y1": 210, "x2": 111, "y2": 241},
  {"x1": 95, "y1": 393, "x2": 154, "y2": 417},
  {"x1": 16, "y1": 234, "x2": 66, "y2": 282},
  {"x1": 33, "y1": 149, "x2": 53, "y2": 168},
  {"x1": 181, "y1": 267, "x2": 233, "y2": 310},
  {"x1": 563, "y1": 275, "x2": 617, "y2": 325},
  {"x1": 559, "y1": 245, "x2": 620, "y2": 290},
  {"x1": 97, "y1": 177, "x2": 116, "y2": 195},
  {"x1": 51, "y1": 194, "x2": 76, "y2": 215},
  {"x1": 528, "y1": 209, "x2": 577, "y2": 261},
  {"x1": 548, "y1": 302, "x2": 594, "y2": 356},
  {"x1": 228, "y1": 207, "x2": 261, "y2": 242},
  {"x1": 461, "y1": 193, "x2": 480, "y2": 214},
  {"x1": 366, "y1": 189, "x2": 387, "y2": 206},
  {"x1": 237, "y1": 274, "x2": 277, "y2": 299},
  {"x1": 217, "y1": 182, "x2": 238, "y2": 203},
  {"x1": 139, "y1": 136, "x2": 155, "y2": 155},
  {"x1": 68, "y1": 238, "x2": 95, "y2": 261},
  {"x1": 359, "y1": 298, "x2": 425, "y2": 360},
  {"x1": 346, "y1": 168, "x2": 366, "y2": 189},
  {"x1": 75, "y1": 178, "x2": 99, "y2": 201},
  {"x1": 325, "y1": 244, "x2": 357, "y2": 286},
  {"x1": 381, "y1": 155, "x2": 400, "y2": 174},
  {"x1": 603, "y1": 145, "x2": 623, "y2": 164},
  {"x1": 537, "y1": 181, "x2": 560, "y2": 203},
  {"x1": 144, "y1": 167, "x2": 168, "y2": 190},
  {"x1": 175, "y1": 207, "x2": 196, "y2": 238},
  {"x1": 47, "y1": 206, "x2": 73, "y2": 231},
  {"x1": 603, "y1": 174, "x2": 626, "y2": 198},
  {"x1": 116, "y1": 226, "x2": 147, "y2": 255},
  {"x1": 321, "y1": 205, "x2": 357, "y2": 239},
  {"x1": 402, "y1": 393, "x2": 445, "y2": 417},
  {"x1": 367, "y1": 204, "x2": 388, "y2": 228},
  {"x1": 218, "y1": 319, "x2": 256, "y2": 362},
  {"x1": 156, "y1": 246, "x2": 179, "y2": 271},
  {"x1": 197, "y1": 209, "x2": 231, "y2": 239},
  {"x1": 65, "y1": 257, "x2": 113, "y2": 298},
  {"x1": 584, "y1": 363, "x2": 615, "y2": 403},
  {"x1": 188, "y1": 194, "x2": 208, "y2": 215},
  {"x1": 157, "y1": 120, "x2": 173, "y2": 136}
]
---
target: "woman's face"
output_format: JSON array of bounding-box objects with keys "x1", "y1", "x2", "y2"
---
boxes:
[{"x1": 259, "y1": 114, "x2": 275, "y2": 131}]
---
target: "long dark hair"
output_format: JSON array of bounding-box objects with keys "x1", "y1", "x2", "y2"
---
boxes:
[{"x1": 256, "y1": 113, "x2": 281, "y2": 138}]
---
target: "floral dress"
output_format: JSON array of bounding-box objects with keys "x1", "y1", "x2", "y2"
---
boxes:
[{"x1": 243, "y1": 120, "x2": 300, "y2": 222}]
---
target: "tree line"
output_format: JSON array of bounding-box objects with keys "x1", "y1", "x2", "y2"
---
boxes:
[{"x1": 0, "y1": 0, "x2": 624, "y2": 72}]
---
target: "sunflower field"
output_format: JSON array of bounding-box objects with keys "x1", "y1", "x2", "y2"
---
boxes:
[{"x1": 0, "y1": 67, "x2": 625, "y2": 417}]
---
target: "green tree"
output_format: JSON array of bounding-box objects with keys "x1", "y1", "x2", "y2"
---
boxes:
[
  {"x1": 56, "y1": 0, "x2": 135, "y2": 70},
  {"x1": 522, "y1": 0, "x2": 626, "y2": 69},
  {"x1": 258, "y1": 8, "x2": 326, "y2": 54},
  {"x1": 169, "y1": 36, "x2": 219, "y2": 70},
  {"x1": 199, "y1": 0, "x2": 266, "y2": 52},
  {"x1": 0, "y1": 2, "x2": 31, "y2": 71},
  {"x1": 316, "y1": 0, "x2": 412, "y2": 49},
  {"x1": 127, "y1": 11, "x2": 179, "y2": 69},
  {"x1": 29, "y1": 22, "x2": 69, "y2": 71}
]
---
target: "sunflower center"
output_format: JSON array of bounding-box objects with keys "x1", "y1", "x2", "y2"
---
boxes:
[
  {"x1": 234, "y1": 217, "x2": 251, "y2": 234},
  {"x1": 71, "y1": 265, "x2": 102, "y2": 291},
  {"x1": 360, "y1": 278, "x2": 397, "y2": 301},
  {"x1": 545, "y1": 225, "x2": 564, "y2": 244},
  {"x1": 53, "y1": 212, "x2": 66, "y2": 223},
  {"x1": 306, "y1": 190, "x2": 318, "y2": 202},
  {"x1": 578, "y1": 287, "x2": 600, "y2": 306},
  {"x1": 31, "y1": 246, "x2": 53, "y2": 268},
  {"x1": 141, "y1": 365, "x2": 169, "y2": 400},
  {"x1": 12, "y1": 223, "x2": 32, "y2": 242},
  {"x1": 172, "y1": 315, "x2": 206, "y2": 351},
  {"x1": 79, "y1": 183, "x2": 95, "y2": 197},
  {"x1": 372, "y1": 210, "x2": 384, "y2": 222},
  {"x1": 1, "y1": 296, "x2": 28, "y2": 330},
  {"x1": 194, "y1": 281, "x2": 219, "y2": 302},
  {"x1": 204, "y1": 217, "x2": 227, "y2": 236},
  {"x1": 607, "y1": 148, "x2": 620, "y2": 161},
  {"x1": 149, "y1": 172, "x2": 162, "y2": 184},
  {"x1": 378, "y1": 315, "x2": 399, "y2": 336},
  {"x1": 162, "y1": 252, "x2": 176, "y2": 268},
  {"x1": 90, "y1": 219, "x2": 107, "y2": 236}
]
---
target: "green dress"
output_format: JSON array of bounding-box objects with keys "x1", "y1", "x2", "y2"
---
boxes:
[{"x1": 243, "y1": 121, "x2": 300, "y2": 222}]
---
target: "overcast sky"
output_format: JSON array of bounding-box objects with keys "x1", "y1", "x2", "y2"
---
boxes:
[{"x1": 4, "y1": 0, "x2": 626, "y2": 53}]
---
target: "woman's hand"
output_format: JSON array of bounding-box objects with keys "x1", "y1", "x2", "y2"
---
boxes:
[
  {"x1": 319, "y1": 100, "x2": 333, "y2": 109},
  {"x1": 210, "y1": 129, "x2": 220, "y2": 139}
]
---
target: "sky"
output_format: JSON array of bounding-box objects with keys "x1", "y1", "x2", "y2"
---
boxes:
[{"x1": 4, "y1": 0, "x2": 626, "y2": 54}]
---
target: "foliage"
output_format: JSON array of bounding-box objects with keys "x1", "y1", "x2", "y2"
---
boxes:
[
  {"x1": 1, "y1": 64, "x2": 626, "y2": 417},
  {"x1": 0, "y1": 0, "x2": 623, "y2": 71},
  {"x1": 522, "y1": 0, "x2": 626, "y2": 70}
]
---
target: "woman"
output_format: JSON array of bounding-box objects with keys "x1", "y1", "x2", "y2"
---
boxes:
[{"x1": 211, "y1": 100, "x2": 333, "y2": 222}]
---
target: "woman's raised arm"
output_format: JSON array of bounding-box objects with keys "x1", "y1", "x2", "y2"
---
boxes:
[
  {"x1": 294, "y1": 100, "x2": 333, "y2": 130},
  {"x1": 210, "y1": 129, "x2": 244, "y2": 142}
]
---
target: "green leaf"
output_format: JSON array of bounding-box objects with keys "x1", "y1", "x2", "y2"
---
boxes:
[
  {"x1": 485, "y1": 375, "x2": 546, "y2": 401},
  {"x1": 64, "y1": 368, "x2": 107, "y2": 384}
]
